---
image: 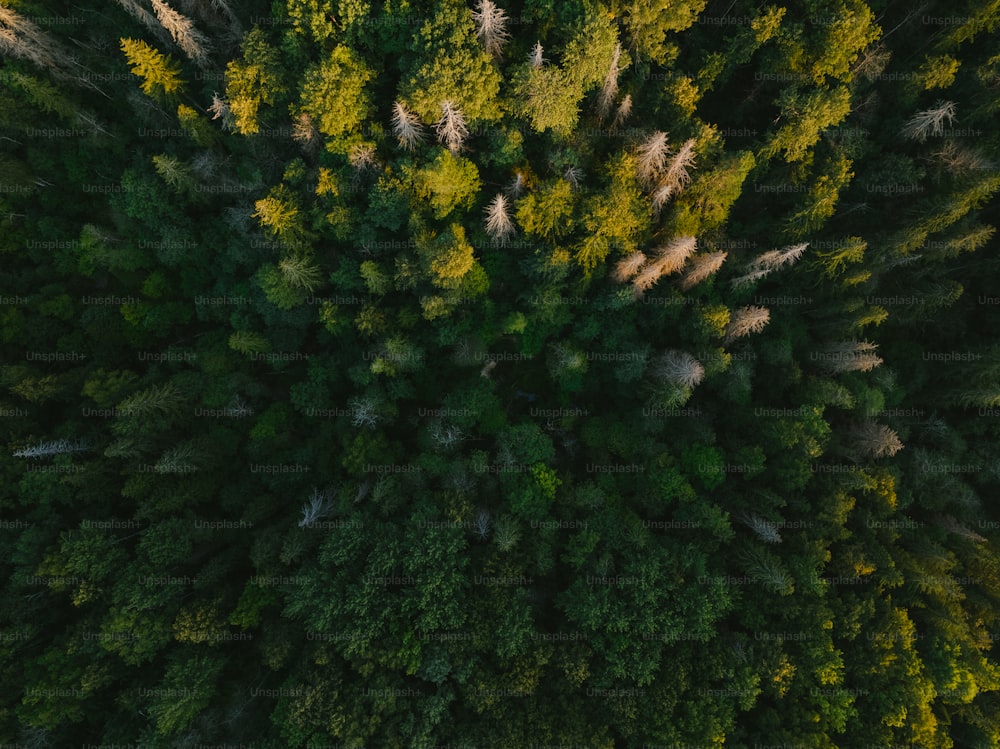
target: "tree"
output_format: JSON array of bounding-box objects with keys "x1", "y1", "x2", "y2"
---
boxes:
[
  {"x1": 224, "y1": 27, "x2": 285, "y2": 135},
  {"x1": 724, "y1": 305, "x2": 770, "y2": 343},
  {"x1": 635, "y1": 131, "x2": 672, "y2": 188},
  {"x1": 399, "y1": 0, "x2": 503, "y2": 123},
  {"x1": 678, "y1": 250, "x2": 727, "y2": 290},
  {"x1": 651, "y1": 350, "x2": 704, "y2": 388},
  {"x1": 596, "y1": 43, "x2": 623, "y2": 120},
  {"x1": 484, "y1": 193, "x2": 515, "y2": 244},
  {"x1": 815, "y1": 341, "x2": 883, "y2": 373},
  {"x1": 150, "y1": 0, "x2": 210, "y2": 67},
  {"x1": 299, "y1": 45, "x2": 373, "y2": 145},
  {"x1": 612, "y1": 251, "x2": 646, "y2": 282},
  {"x1": 435, "y1": 100, "x2": 469, "y2": 155},
  {"x1": 120, "y1": 38, "x2": 184, "y2": 98},
  {"x1": 414, "y1": 149, "x2": 481, "y2": 218},
  {"x1": 901, "y1": 101, "x2": 958, "y2": 142},
  {"x1": 847, "y1": 421, "x2": 903, "y2": 460},
  {"x1": 472, "y1": 0, "x2": 510, "y2": 59},
  {"x1": 391, "y1": 100, "x2": 424, "y2": 150},
  {"x1": 651, "y1": 139, "x2": 697, "y2": 211}
]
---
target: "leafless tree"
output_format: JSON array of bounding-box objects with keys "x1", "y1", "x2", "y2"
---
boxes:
[
  {"x1": 484, "y1": 193, "x2": 515, "y2": 245},
  {"x1": 652, "y1": 350, "x2": 705, "y2": 388},
  {"x1": 472, "y1": 0, "x2": 510, "y2": 59},
  {"x1": 612, "y1": 94, "x2": 632, "y2": 128},
  {"x1": 114, "y1": 0, "x2": 171, "y2": 45},
  {"x1": 848, "y1": 420, "x2": 903, "y2": 459},
  {"x1": 391, "y1": 100, "x2": 424, "y2": 151},
  {"x1": 740, "y1": 512, "x2": 782, "y2": 543},
  {"x1": 901, "y1": 100, "x2": 957, "y2": 142},
  {"x1": 679, "y1": 250, "x2": 728, "y2": 290},
  {"x1": 291, "y1": 111, "x2": 321, "y2": 153},
  {"x1": 597, "y1": 43, "x2": 622, "y2": 121},
  {"x1": 529, "y1": 41, "x2": 546, "y2": 68},
  {"x1": 650, "y1": 235, "x2": 698, "y2": 275},
  {"x1": 612, "y1": 251, "x2": 646, "y2": 282},
  {"x1": 651, "y1": 138, "x2": 696, "y2": 210},
  {"x1": 0, "y1": 5, "x2": 75, "y2": 76},
  {"x1": 634, "y1": 131, "x2": 671, "y2": 188},
  {"x1": 208, "y1": 92, "x2": 234, "y2": 130},
  {"x1": 150, "y1": 0, "x2": 210, "y2": 66},
  {"x1": 348, "y1": 143, "x2": 379, "y2": 173},
  {"x1": 817, "y1": 341, "x2": 883, "y2": 373},
  {"x1": 506, "y1": 170, "x2": 526, "y2": 197},
  {"x1": 473, "y1": 508, "x2": 492, "y2": 540},
  {"x1": 725, "y1": 305, "x2": 770, "y2": 342},
  {"x1": 349, "y1": 397, "x2": 380, "y2": 428},
  {"x1": 13, "y1": 438, "x2": 90, "y2": 459},
  {"x1": 298, "y1": 488, "x2": 334, "y2": 527},
  {"x1": 563, "y1": 166, "x2": 583, "y2": 189},
  {"x1": 435, "y1": 100, "x2": 468, "y2": 155},
  {"x1": 430, "y1": 421, "x2": 464, "y2": 449}
]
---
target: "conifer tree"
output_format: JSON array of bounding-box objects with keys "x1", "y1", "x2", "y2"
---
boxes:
[
  {"x1": 150, "y1": 0, "x2": 210, "y2": 67},
  {"x1": 391, "y1": 101, "x2": 424, "y2": 151},
  {"x1": 120, "y1": 38, "x2": 185, "y2": 97},
  {"x1": 472, "y1": 0, "x2": 510, "y2": 59}
]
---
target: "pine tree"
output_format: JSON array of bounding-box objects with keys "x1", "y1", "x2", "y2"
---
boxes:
[
  {"x1": 150, "y1": 0, "x2": 210, "y2": 67},
  {"x1": 12, "y1": 438, "x2": 90, "y2": 459},
  {"x1": 472, "y1": 0, "x2": 510, "y2": 59},
  {"x1": 473, "y1": 508, "x2": 492, "y2": 540},
  {"x1": 634, "y1": 131, "x2": 671, "y2": 188},
  {"x1": 299, "y1": 488, "x2": 334, "y2": 527},
  {"x1": 596, "y1": 43, "x2": 622, "y2": 121},
  {"x1": 529, "y1": 41, "x2": 546, "y2": 68},
  {"x1": 678, "y1": 250, "x2": 728, "y2": 290},
  {"x1": 120, "y1": 38, "x2": 185, "y2": 97},
  {"x1": 740, "y1": 512, "x2": 782, "y2": 543},
  {"x1": 848, "y1": 421, "x2": 903, "y2": 459},
  {"x1": 901, "y1": 100, "x2": 957, "y2": 142},
  {"x1": 725, "y1": 305, "x2": 770, "y2": 342},
  {"x1": 484, "y1": 193, "x2": 515, "y2": 244},
  {"x1": 0, "y1": 5, "x2": 74, "y2": 76},
  {"x1": 391, "y1": 101, "x2": 424, "y2": 151},
  {"x1": 651, "y1": 138, "x2": 696, "y2": 210},
  {"x1": 291, "y1": 111, "x2": 321, "y2": 153},
  {"x1": 612, "y1": 251, "x2": 646, "y2": 282},
  {"x1": 278, "y1": 253, "x2": 323, "y2": 291},
  {"x1": 612, "y1": 94, "x2": 632, "y2": 128},
  {"x1": 435, "y1": 100, "x2": 469, "y2": 155},
  {"x1": 816, "y1": 341, "x2": 883, "y2": 373},
  {"x1": 652, "y1": 350, "x2": 705, "y2": 388}
]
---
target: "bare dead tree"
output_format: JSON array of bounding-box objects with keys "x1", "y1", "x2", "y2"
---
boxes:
[
  {"x1": 634, "y1": 131, "x2": 671, "y2": 188},
  {"x1": 651, "y1": 138, "x2": 696, "y2": 210},
  {"x1": 901, "y1": 100, "x2": 957, "y2": 142},
  {"x1": 725, "y1": 305, "x2": 770, "y2": 343},
  {"x1": 472, "y1": 0, "x2": 510, "y2": 59},
  {"x1": 597, "y1": 43, "x2": 622, "y2": 121},
  {"x1": 848, "y1": 420, "x2": 903, "y2": 459},
  {"x1": 484, "y1": 193, "x2": 516, "y2": 245},
  {"x1": 150, "y1": 0, "x2": 211, "y2": 66},
  {"x1": 652, "y1": 350, "x2": 705, "y2": 388},
  {"x1": 612, "y1": 94, "x2": 632, "y2": 128},
  {"x1": 435, "y1": 100, "x2": 468, "y2": 155},
  {"x1": 612, "y1": 251, "x2": 646, "y2": 282},
  {"x1": 817, "y1": 341, "x2": 883, "y2": 373},
  {"x1": 391, "y1": 100, "x2": 424, "y2": 151},
  {"x1": 679, "y1": 250, "x2": 728, "y2": 290},
  {"x1": 529, "y1": 41, "x2": 546, "y2": 68}
]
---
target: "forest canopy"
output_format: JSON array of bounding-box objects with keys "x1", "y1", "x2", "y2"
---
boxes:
[{"x1": 2, "y1": 0, "x2": 1000, "y2": 747}]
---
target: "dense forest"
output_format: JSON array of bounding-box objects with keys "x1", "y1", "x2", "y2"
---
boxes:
[{"x1": 2, "y1": 0, "x2": 1000, "y2": 746}]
